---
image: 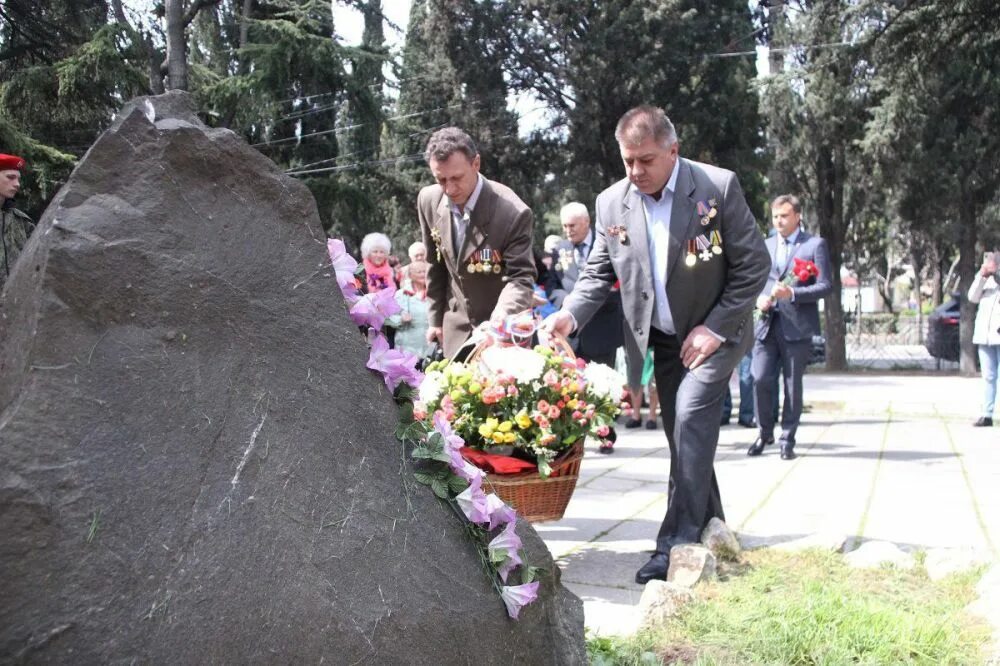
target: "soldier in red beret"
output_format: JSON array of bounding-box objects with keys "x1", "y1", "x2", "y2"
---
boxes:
[{"x1": 1, "y1": 153, "x2": 35, "y2": 291}]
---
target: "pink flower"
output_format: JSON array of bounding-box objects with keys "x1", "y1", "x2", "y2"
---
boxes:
[
  {"x1": 543, "y1": 370, "x2": 560, "y2": 388},
  {"x1": 537, "y1": 400, "x2": 550, "y2": 411},
  {"x1": 547, "y1": 406, "x2": 561, "y2": 419},
  {"x1": 488, "y1": 521, "x2": 523, "y2": 582},
  {"x1": 456, "y1": 476, "x2": 489, "y2": 524},
  {"x1": 485, "y1": 494, "x2": 517, "y2": 530},
  {"x1": 327, "y1": 238, "x2": 359, "y2": 290},
  {"x1": 572, "y1": 410, "x2": 583, "y2": 420},
  {"x1": 596, "y1": 424, "x2": 610, "y2": 437},
  {"x1": 366, "y1": 330, "x2": 423, "y2": 391},
  {"x1": 507, "y1": 386, "x2": 519, "y2": 397},
  {"x1": 350, "y1": 288, "x2": 401, "y2": 330},
  {"x1": 413, "y1": 402, "x2": 427, "y2": 420},
  {"x1": 500, "y1": 581, "x2": 540, "y2": 619}
]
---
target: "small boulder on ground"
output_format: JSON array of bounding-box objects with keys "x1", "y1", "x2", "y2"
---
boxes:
[
  {"x1": 701, "y1": 517, "x2": 741, "y2": 560},
  {"x1": 770, "y1": 532, "x2": 850, "y2": 554},
  {"x1": 924, "y1": 547, "x2": 991, "y2": 581},
  {"x1": 638, "y1": 580, "x2": 695, "y2": 629},
  {"x1": 667, "y1": 545, "x2": 717, "y2": 587},
  {"x1": 844, "y1": 540, "x2": 915, "y2": 570}
]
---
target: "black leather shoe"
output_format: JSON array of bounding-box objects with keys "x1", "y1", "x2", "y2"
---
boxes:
[
  {"x1": 625, "y1": 418, "x2": 643, "y2": 429},
  {"x1": 635, "y1": 551, "x2": 670, "y2": 584},
  {"x1": 780, "y1": 445, "x2": 797, "y2": 460},
  {"x1": 737, "y1": 418, "x2": 756, "y2": 428},
  {"x1": 974, "y1": 417, "x2": 993, "y2": 427},
  {"x1": 644, "y1": 419, "x2": 657, "y2": 430},
  {"x1": 747, "y1": 437, "x2": 772, "y2": 456}
]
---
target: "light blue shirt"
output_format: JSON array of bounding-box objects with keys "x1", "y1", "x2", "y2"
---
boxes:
[
  {"x1": 450, "y1": 174, "x2": 484, "y2": 256},
  {"x1": 636, "y1": 160, "x2": 680, "y2": 335}
]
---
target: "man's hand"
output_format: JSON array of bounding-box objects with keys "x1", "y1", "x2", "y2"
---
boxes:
[
  {"x1": 772, "y1": 284, "x2": 793, "y2": 301},
  {"x1": 426, "y1": 326, "x2": 443, "y2": 345},
  {"x1": 756, "y1": 294, "x2": 773, "y2": 311},
  {"x1": 542, "y1": 310, "x2": 575, "y2": 338},
  {"x1": 982, "y1": 256, "x2": 997, "y2": 277},
  {"x1": 401, "y1": 312, "x2": 413, "y2": 324},
  {"x1": 681, "y1": 325, "x2": 723, "y2": 370},
  {"x1": 532, "y1": 292, "x2": 550, "y2": 307}
]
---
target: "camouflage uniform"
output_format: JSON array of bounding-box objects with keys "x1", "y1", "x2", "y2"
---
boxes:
[{"x1": 1, "y1": 205, "x2": 35, "y2": 291}]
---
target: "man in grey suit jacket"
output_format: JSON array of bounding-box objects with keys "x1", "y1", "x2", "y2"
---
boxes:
[
  {"x1": 544, "y1": 106, "x2": 770, "y2": 584},
  {"x1": 418, "y1": 128, "x2": 536, "y2": 358},
  {"x1": 748, "y1": 195, "x2": 832, "y2": 459}
]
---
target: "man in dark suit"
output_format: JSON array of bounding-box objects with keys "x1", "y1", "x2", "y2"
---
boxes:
[
  {"x1": 747, "y1": 194, "x2": 832, "y2": 460},
  {"x1": 418, "y1": 128, "x2": 536, "y2": 358},
  {"x1": 545, "y1": 202, "x2": 624, "y2": 368},
  {"x1": 544, "y1": 105, "x2": 770, "y2": 584}
]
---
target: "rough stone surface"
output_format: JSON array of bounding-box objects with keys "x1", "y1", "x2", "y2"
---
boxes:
[
  {"x1": 844, "y1": 540, "x2": 915, "y2": 570},
  {"x1": 700, "y1": 517, "x2": 741, "y2": 561},
  {"x1": 637, "y1": 580, "x2": 695, "y2": 629},
  {"x1": 924, "y1": 548, "x2": 991, "y2": 581},
  {"x1": 768, "y1": 532, "x2": 850, "y2": 554},
  {"x1": 0, "y1": 91, "x2": 585, "y2": 664},
  {"x1": 667, "y1": 545, "x2": 717, "y2": 587}
]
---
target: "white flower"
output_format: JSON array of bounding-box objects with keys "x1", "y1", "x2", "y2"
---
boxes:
[
  {"x1": 479, "y1": 346, "x2": 546, "y2": 384},
  {"x1": 418, "y1": 370, "x2": 447, "y2": 405},
  {"x1": 583, "y1": 361, "x2": 627, "y2": 400}
]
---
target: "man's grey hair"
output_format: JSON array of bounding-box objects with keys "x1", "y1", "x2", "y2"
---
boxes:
[
  {"x1": 615, "y1": 105, "x2": 677, "y2": 149},
  {"x1": 360, "y1": 232, "x2": 391, "y2": 259},
  {"x1": 771, "y1": 194, "x2": 802, "y2": 214},
  {"x1": 560, "y1": 202, "x2": 590, "y2": 223},
  {"x1": 424, "y1": 127, "x2": 478, "y2": 163}
]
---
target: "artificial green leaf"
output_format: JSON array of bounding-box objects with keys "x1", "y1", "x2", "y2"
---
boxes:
[
  {"x1": 537, "y1": 458, "x2": 553, "y2": 479},
  {"x1": 431, "y1": 479, "x2": 450, "y2": 499},
  {"x1": 562, "y1": 434, "x2": 578, "y2": 445},
  {"x1": 448, "y1": 476, "x2": 469, "y2": 494},
  {"x1": 413, "y1": 472, "x2": 435, "y2": 486}
]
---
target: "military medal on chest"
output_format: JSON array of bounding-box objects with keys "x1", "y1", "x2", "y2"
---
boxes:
[
  {"x1": 685, "y1": 230, "x2": 724, "y2": 267},
  {"x1": 467, "y1": 246, "x2": 503, "y2": 274},
  {"x1": 696, "y1": 198, "x2": 719, "y2": 226}
]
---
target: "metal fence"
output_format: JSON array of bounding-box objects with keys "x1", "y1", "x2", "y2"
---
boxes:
[{"x1": 842, "y1": 313, "x2": 958, "y2": 370}]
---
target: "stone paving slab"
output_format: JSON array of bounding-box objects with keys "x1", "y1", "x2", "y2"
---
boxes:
[{"x1": 539, "y1": 373, "x2": 1000, "y2": 636}]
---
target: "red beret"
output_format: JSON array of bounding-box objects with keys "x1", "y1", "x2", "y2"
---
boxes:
[{"x1": 0, "y1": 154, "x2": 26, "y2": 171}]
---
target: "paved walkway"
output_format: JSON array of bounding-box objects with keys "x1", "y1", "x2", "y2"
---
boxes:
[{"x1": 536, "y1": 373, "x2": 1000, "y2": 635}]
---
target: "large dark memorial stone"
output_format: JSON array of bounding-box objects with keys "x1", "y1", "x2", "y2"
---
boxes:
[{"x1": 0, "y1": 91, "x2": 585, "y2": 663}]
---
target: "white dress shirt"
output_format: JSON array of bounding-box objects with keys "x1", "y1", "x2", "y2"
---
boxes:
[
  {"x1": 450, "y1": 175, "x2": 484, "y2": 256},
  {"x1": 637, "y1": 160, "x2": 681, "y2": 335}
]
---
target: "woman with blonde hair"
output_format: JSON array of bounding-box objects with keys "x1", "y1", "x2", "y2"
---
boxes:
[{"x1": 387, "y1": 260, "x2": 432, "y2": 358}]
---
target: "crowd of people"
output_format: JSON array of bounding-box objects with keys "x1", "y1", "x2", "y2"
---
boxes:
[{"x1": 2, "y1": 105, "x2": 997, "y2": 587}]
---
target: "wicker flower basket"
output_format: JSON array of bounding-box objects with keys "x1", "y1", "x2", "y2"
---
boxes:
[
  {"x1": 461, "y1": 318, "x2": 584, "y2": 523},
  {"x1": 482, "y1": 441, "x2": 584, "y2": 522}
]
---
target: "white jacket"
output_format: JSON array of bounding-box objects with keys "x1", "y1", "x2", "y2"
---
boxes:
[{"x1": 968, "y1": 274, "x2": 1000, "y2": 346}]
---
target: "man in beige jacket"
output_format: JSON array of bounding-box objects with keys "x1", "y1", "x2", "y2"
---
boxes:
[{"x1": 418, "y1": 128, "x2": 535, "y2": 358}]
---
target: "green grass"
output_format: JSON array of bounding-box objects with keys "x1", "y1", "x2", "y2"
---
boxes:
[{"x1": 588, "y1": 549, "x2": 990, "y2": 665}]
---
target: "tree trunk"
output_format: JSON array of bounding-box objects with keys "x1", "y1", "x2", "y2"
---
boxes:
[
  {"x1": 165, "y1": 0, "x2": 188, "y2": 90},
  {"x1": 910, "y1": 246, "x2": 924, "y2": 343},
  {"x1": 815, "y1": 143, "x2": 848, "y2": 371},
  {"x1": 957, "y1": 187, "x2": 979, "y2": 375}
]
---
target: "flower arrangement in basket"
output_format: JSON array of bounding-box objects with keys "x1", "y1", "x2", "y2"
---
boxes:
[
  {"x1": 413, "y1": 321, "x2": 629, "y2": 478},
  {"x1": 328, "y1": 239, "x2": 544, "y2": 619}
]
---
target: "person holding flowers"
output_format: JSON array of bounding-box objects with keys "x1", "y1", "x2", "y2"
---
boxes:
[{"x1": 747, "y1": 194, "x2": 832, "y2": 460}]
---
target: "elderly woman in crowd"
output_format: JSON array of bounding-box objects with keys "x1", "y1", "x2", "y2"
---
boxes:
[
  {"x1": 387, "y1": 260, "x2": 432, "y2": 358},
  {"x1": 397, "y1": 241, "x2": 427, "y2": 290},
  {"x1": 360, "y1": 232, "x2": 397, "y2": 293}
]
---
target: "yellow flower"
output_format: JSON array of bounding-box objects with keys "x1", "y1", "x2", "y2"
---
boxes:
[
  {"x1": 450, "y1": 389, "x2": 464, "y2": 401},
  {"x1": 568, "y1": 382, "x2": 580, "y2": 393},
  {"x1": 468, "y1": 382, "x2": 482, "y2": 394},
  {"x1": 478, "y1": 417, "x2": 499, "y2": 437},
  {"x1": 498, "y1": 420, "x2": 513, "y2": 433},
  {"x1": 515, "y1": 412, "x2": 532, "y2": 429},
  {"x1": 566, "y1": 399, "x2": 579, "y2": 410},
  {"x1": 492, "y1": 432, "x2": 506, "y2": 444},
  {"x1": 503, "y1": 432, "x2": 516, "y2": 444}
]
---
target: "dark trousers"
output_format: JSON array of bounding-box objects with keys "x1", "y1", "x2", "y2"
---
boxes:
[
  {"x1": 751, "y1": 315, "x2": 811, "y2": 445},
  {"x1": 649, "y1": 328, "x2": 727, "y2": 552}
]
